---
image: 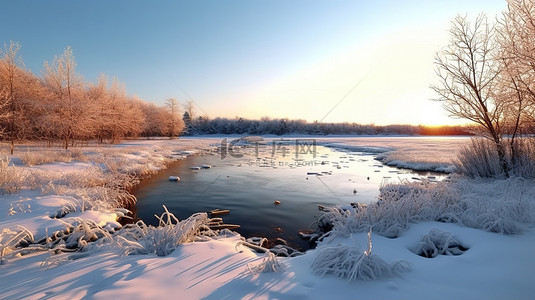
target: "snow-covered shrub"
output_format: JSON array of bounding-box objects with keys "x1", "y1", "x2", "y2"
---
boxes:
[
  {"x1": 39, "y1": 219, "x2": 113, "y2": 269},
  {"x1": 318, "y1": 177, "x2": 535, "y2": 239},
  {"x1": 413, "y1": 229, "x2": 467, "y2": 258},
  {"x1": 113, "y1": 207, "x2": 215, "y2": 256},
  {"x1": 451, "y1": 177, "x2": 535, "y2": 234},
  {"x1": 454, "y1": 138, "x2": 503, "y2": 178},
  {"x1": 455, "y1": 137, "x2": 535, "y2": 179},
  {"x1": 318, "y1": 180, "x2": 459, "y2": 240},
  {"x1": 312, "y1": 230, "x2": 409, "y2": 281},
  {"x1": 509, "y1": 138, "x2": 535, "y2": 178}
]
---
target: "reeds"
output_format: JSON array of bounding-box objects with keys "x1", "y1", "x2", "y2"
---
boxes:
[
  {"x1": 318, "y1": 177, "x2": 535, "y2": 240},
  {"x1": 312, "y1": 229, "x2": 409, "y2": 281}
]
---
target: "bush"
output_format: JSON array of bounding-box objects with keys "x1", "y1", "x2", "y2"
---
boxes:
[
  {"x1": 455, "y1": 138, "x2": 503, "y2": 178},
  {"x1": 455, "y1": 137, "x2": 535, "y2": 178},
  {"x1": 509, "y1": 138, "x2": 535, "y2": 178}
]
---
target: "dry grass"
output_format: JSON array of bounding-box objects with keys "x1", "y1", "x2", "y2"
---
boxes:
[
  {"x1": 318, "y1": 176, "x2": 535, "y2": 240},
  {"x1": 0, "y1": 156, "x2": 27, "y2": 194},
  {"x1": 18, "y1": 149, "x2": 87, "y2": 166},
  {"x1": 455, "y1": 137, "x2": 535, "y2": 178}
]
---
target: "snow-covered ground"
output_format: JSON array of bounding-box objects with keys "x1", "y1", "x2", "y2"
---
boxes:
[{"x1": 1, "y1": 136, "x2": 534, "y2": 300}]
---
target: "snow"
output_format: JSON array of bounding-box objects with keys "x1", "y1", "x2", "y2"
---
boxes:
[
  {"x1": 0, "y1": 192, "x2": 94, "y2": 239},
  {"x1": 168, "y1": 176, "x2": 180, "y2": 181},
  {"x1": 2, "y1": 223, "x2": 533, "y2": 299},
  {"x1": 1, "y1": 136, "x2": 534, "y2": 300}
]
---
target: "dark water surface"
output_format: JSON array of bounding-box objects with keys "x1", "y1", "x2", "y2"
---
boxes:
[{"x1": 134, "y1": 145, "x2": 441, "y2": 250}]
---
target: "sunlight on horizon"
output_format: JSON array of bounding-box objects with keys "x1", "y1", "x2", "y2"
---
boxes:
[
  {"x1": 0, "y1": 0, "x2": 507, "y2": 126},
  {"x1": 207, "y1": 24, "x2": 464, "y2": 126}
]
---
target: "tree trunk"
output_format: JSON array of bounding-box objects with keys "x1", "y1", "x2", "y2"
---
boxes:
[{"x1": 494, "y1": 138, "x2": 509, "y2": 177}]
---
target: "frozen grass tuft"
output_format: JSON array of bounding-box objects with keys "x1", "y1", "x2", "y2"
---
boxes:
[
  {"x1": 248, "y1": 251, "x2": 286, "y2": 274},
  {"x1": 40, "y1": 208, "x2": 216, "y2": 267},
  {"x1": 413, "y1": 229, "x2": 467, "y2": 258},
  {"x1": 113, "y1": 206, "x2": 215, "y2": 256},
  {"x1": 509, "y1": 138, "x2": 535, "y2": 178},
  {"x1": 455, "y1": 137, "x2": 535, "y2": 178},
  {"x1": 0, "y1": 225, "x2": 34, "y2": 264},
  {"x1": 454, "y1": 138, "x2": 504, "y2": 178},
  {"x1": 50, "y1": 218, "x2": 113, "y2": 251},
  {"x1": 312, "y1": 229, "x2": 409, "y2": 281},
  {"x1": 236, "y1": 241, "x2": 287, "y2": 274},
  {"x1": 0, "y1": 156, "x2": 27, "y2": 194},
  {"x1": 40, "y1": 218, "x2": 114, "y2": 269},
  {"x1": 318, "y1": 177, "x2": 535, "y2": 240}
]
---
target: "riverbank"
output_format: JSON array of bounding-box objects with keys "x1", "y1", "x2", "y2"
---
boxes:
[{"x1": 1, "y1": 136, "x2": 534, "y2": 300}]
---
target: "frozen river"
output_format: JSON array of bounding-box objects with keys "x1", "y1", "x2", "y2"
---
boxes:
[{"x1": 134, "y1": 137, "x2": 449, "y2": 250}]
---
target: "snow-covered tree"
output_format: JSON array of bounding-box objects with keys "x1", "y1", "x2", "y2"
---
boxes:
[
  {"x1": 0, "y1": 41, "x2": 30, "y2": 154},
  {"x1": 496, "y1": 0, "x2": 535, "y2": 160},
  {"x1": 42, "y1": 46, "x2": 92, "y2": 149},
  {"x1": 165, "y1": 98, "x2": 184, "y2": 138},
  {"x1": 182, "y1": 100, "x2": 196, "y2": 135},
  {"x1": 432, "y1": 15, "x2": 509, "y2": 176}
]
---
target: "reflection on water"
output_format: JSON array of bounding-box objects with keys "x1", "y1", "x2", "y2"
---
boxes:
[{"x1": 134, "y1": 145, "x2": 443, "y2": 250}]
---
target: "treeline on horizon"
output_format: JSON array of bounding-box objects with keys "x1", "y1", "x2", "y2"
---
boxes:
[
  {"x1": 0, "y1": 41, "x2": 478, "y2": 153},
  {"x1": 181, "y1": 115, "x2": 473, "y2": 136}
]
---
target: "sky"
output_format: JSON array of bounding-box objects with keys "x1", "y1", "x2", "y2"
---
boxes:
[{"x1": 1, "y1": 0, "x2": 507, "y2": 125}]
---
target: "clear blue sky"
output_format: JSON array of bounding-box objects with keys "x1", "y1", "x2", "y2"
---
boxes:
[{"x1": 1, "y1": 0, "x2": 506, "y2": 125}]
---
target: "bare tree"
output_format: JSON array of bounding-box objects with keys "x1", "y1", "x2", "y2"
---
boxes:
[
  {"x1": 432, "y1": 14, "x2": 509, "y2": 176},
  {"x1": 86, "y1": 74, "x2": 111, "y2": 143},
  {"x1": 141, "y1": 102, "x2": 168, "y2": 137},
  {"x1": 0, "y1": 88, "x2": 10, "y2": 135},
  {"x1": 165, "y1": 98, "x2": 184, "y2": 138},
  {"x1": 42, "y1": 46, "x2": 90, "y2": 149},
  {"x1": 496, "y1": 0, "x2": 535, "y2": 136},
  {"x1": 122, "y1": 95, "x2": 145, "y2": 139},
  {"x1": 0, "y1": 41, "x2": 23, "y2": 154}
]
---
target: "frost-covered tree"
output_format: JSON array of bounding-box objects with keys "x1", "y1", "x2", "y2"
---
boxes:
[
  {"x1": 86, "y1": 74, "x2": 112, "y2": 143},
  {"x1": 496, "y1": 0, "x2": 535, "y2": 159},
  {"x1": 432, "y1": 15, "x2": 509, "y2": 176},
  {"x1": 182, "y1": 100, "x2": 196, "y2": 135},
  {"x1": 165, "y1": 98, "x2": 184, "y2": 138},
  {"x1": 140, "y1": 102, "x2": 165, "y2": 136},
  {"x1": 0, "y1": 41, "x2": 27, "y2": 154},
  {"x1": 42, "y1": 46, "x2": 92, "y2": 149}
]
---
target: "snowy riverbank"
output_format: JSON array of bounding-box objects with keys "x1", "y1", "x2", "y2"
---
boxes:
[{"x1": 1, "y1": 137, "x2": 534, "y2": 299}]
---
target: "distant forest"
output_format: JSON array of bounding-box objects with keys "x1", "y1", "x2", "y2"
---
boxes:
[{"x1": 181, "y1": 115, "x2": 473, "y2": 136}]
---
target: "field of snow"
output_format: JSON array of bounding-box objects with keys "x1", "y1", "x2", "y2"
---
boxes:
[{"x1": 1, "y1": 136, "x2": 534, "y2": 300}]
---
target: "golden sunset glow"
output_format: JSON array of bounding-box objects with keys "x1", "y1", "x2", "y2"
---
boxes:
[{"x1": 0, "y1": 0, "x2": 506, "y2": 126}]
